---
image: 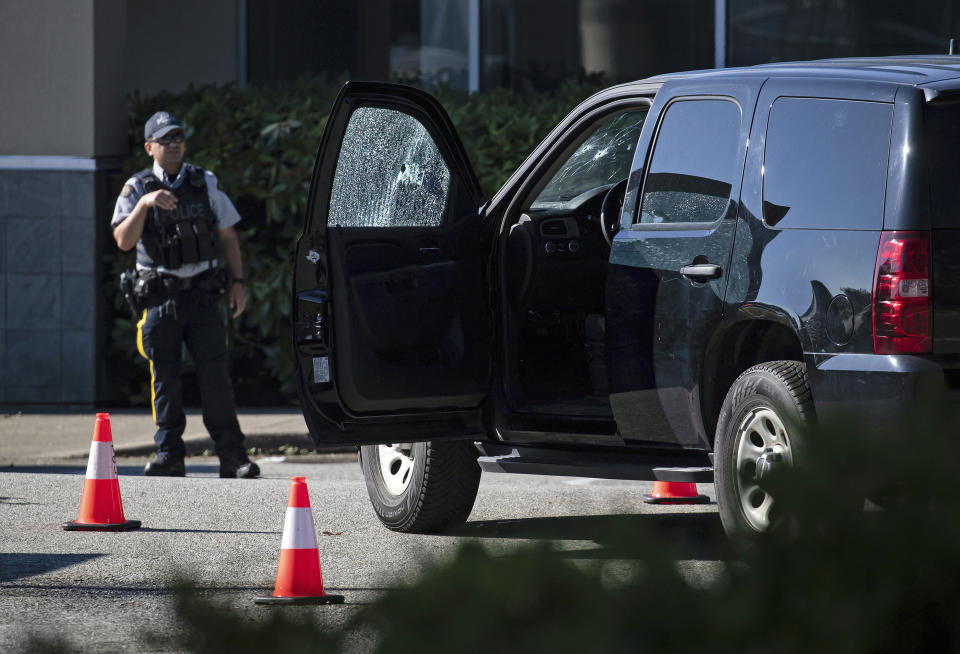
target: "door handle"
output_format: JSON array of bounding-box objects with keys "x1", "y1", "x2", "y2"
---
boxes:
[
  {"x1": 419, "y1": 247, "x2": 442, "y2": 257},
  {"x1": 680, "y1": 263, "x2": 722, "y2": 281}
]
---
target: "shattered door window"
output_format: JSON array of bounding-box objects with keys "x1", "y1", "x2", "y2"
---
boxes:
[
  {"x1": 532, "y1": 109, "x2": 648, "y2": 209},
  {"x1": 329, "y1": 107, "x2": 451, "y2": 227}
]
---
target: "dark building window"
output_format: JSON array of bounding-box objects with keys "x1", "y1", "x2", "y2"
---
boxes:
[
  {"x1": 246, "y1": 1, "x2": 359, "y2": 84},
  {"x1": 245, "y1": 0, "x2": 714, "y2": 91},
  {"x1": 762, "y1": 97, "x2": 892, "y2": 230},
  {"x1": 728, "y1": 0, "x2": 960, "y2": 66},
  {"x1": 483, "y1": 0, "x2": 714, "y2": 90},
  {"x1": 639, "y1": 99, "x2": 741, "y2": 225}
]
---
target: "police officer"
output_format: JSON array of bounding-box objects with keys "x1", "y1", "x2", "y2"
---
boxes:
[{"x1": 111, "y1": 111, "x2": 259, "y2": 479}]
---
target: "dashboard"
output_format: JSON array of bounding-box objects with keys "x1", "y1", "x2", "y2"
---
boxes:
[{"x1": 505, "y1": 185, "x2": 612, "y2": 312}]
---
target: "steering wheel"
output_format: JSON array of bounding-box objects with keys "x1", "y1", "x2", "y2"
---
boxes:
[{"x1": 600, "y1": 178, "x2": 629, "y2": 248}]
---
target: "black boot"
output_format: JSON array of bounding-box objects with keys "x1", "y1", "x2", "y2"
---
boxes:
[
  {"x1": 219, "y1": 453, "x2": 260, "y2": 479},
  {"x1": 144, "y1": 457, "x2": 186, "y2": 477}
]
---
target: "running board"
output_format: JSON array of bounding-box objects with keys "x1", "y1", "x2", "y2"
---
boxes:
[{"x1": 476, "y1": 446, "x2": 713, "y2": 483}]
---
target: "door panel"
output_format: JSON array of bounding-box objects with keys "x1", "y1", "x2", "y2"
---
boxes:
[
  {"x1": 294, "y1": 82, "x2": 489, "y2": 444},
  {"x1": 608, "y1": 78, "x2": 764, "y2": 449},
  {"x1": 328, "y1": 225, "x2": 487, "y2": 414},
  {"x1": 348, "y1": 262, "x2": 457, "y2": 355}
]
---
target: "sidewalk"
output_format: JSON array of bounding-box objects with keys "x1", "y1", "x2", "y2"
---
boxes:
[{"x1": 0, "y1": 408, "x2": 350, "y2": 466}]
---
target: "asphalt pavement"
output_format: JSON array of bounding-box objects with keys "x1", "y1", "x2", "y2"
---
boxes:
[
  {"x1": 0, "y1": 408, "x2": 349, "y2": 467},
  {"x1": 0, "y1": 407, "x2": 726, "y2": 652},
  {"x1": 0, "y1": 457, "x2": 723, "y2": 652}
]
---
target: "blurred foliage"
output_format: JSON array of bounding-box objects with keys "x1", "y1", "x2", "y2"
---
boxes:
[
  {"x1": 103, "y1": 77, "x2": 605, "y2": 406},
  {"x1": 347, "y1": 401, "x2": 960, "y2": 654},
  {"x1": 29, "y1": 405, "x2": 960, "y2": 652},
  {"x1": 151, "y1": 581, "x2": 343, "y2": 654}
]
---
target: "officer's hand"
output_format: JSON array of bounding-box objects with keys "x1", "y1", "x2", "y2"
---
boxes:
[
  {"x1": 229, "y1": 282, "x2": 246, "y2": 318},
  {"x1": 141, "y1": 189, "x2": 178, "y2": 211}
]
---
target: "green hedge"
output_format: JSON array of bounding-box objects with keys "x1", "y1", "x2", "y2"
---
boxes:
[{"x1": 105, "y1": 78, "x2": 604, "y2": 406}]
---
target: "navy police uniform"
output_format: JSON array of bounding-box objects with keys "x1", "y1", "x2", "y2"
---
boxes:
[{"x1": 111, "y1": 113, "x2": 257, "y2": 478}]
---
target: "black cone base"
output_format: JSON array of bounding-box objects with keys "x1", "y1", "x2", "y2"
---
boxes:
[
  {"x1": 62, "y1": 519, "x2": 142, "y2": 531},
  {"x1": 255, "y1": 593, "x2": 345, "y2": 606},
  {"x1": 642, "y1": 494, "x2": 710, "y2": 505}
]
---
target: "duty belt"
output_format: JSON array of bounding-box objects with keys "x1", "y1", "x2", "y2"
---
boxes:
[
  {"x1": 174, "y1": 271, "x2": 220, "y2": 291},
  {"x1": 120, "y1": 267, "x2": 228, "y2": 318}
]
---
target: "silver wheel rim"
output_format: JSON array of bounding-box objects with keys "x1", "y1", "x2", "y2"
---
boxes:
[
  {"x1": 734, "y1": 406, "x2": 792, "y2": 532},
  {"x1": 377, "y1": 443, "x2": 415, "y2": 496}
]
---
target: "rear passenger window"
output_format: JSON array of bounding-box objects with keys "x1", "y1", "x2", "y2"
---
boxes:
[
  {"x1": 924, "y1": 104, "x2": 960, "y2": 228},
  {"x1": 763, "y1": 98, "x2": 892, "y2": 230},
  {"x1": 638, "y1": 99, "x2": 741, "y2": 225}
]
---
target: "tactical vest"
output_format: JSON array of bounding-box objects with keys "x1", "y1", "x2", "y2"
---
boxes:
[{"x1": 135, "y1": 165, "x2": 220, "y2": 270}]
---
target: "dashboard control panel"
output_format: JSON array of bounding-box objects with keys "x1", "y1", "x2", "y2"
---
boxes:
[{"x1": 539, "y1": 217, "x2": 583, "y2": 257}]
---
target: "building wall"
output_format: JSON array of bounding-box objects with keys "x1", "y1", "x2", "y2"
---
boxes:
[
  {"x1": 0, "y1": 0, "x2": 241, "y2": 157},
  {"x1": 0, "y1": 1, "x2": 98, "y2": 157},
  {"x1": 94, "y1": 0, "x2": 130, "y2": 157},
  {"x1": 0, "y1": 1, "x2": 127, "y2": 405},
  {"x1": 0, "y1": 168, "x2": 100, "y2": 404}
]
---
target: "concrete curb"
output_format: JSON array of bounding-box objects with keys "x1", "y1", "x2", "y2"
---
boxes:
[
  {"x1": 58, "y1": 434, "x2": 354, "y2": 459},
  {"x1": 0, "y1": 409, "x2": 353, "y2": 466}
]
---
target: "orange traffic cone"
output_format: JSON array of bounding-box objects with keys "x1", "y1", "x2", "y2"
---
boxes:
[
  {"x1": 643, "y1": 481, "x2": 710, "y2": 505},
  {"x1": 255, "y1": 476, "x2": 344, "y2": 605},
  {"x1": 62, "y1": 413, "x2": 141, "y2": 531}
]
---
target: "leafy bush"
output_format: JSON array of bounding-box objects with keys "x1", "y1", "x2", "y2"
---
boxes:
[{"x1": 104, "y1": 77, "x2": 604, "y2": 405}]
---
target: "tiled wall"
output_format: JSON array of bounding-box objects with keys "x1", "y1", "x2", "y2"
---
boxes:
[{"x1": 0, "y1": 170, "x2": 97, "y2": 404}]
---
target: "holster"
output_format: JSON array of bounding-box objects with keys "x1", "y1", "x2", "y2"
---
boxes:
[
  {"x1": 120, "y1": 268, "x2": 165, "y2": 319},
  {"x1": 119, "y1": 269, "x2": 140, "y2": 318}
]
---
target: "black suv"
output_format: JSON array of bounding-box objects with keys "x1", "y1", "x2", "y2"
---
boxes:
[{"x1": 292, "y1": 56, "x2": 960, "y2": 540}]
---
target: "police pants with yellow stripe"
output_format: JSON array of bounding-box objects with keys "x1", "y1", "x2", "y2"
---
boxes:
[{"x1": 136, "y1": 289, "x2": 245, "y2": 462}]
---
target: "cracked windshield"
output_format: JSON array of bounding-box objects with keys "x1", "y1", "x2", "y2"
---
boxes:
[
  {"x1": 531, "y1": 109, "x2": 648, "y2": 209},
  {"x1": 329, "y1": 107, "x2": 451, "y2": 227}
]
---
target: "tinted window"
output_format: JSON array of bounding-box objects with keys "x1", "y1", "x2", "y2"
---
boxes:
[
  {"x1": 763, "y1": 98, "x2": 892, "y2": 230},
  {"x1": 638, "y1": 99, "x2": 741, "y2": 225},
  {"x1": 532, "y1": 110, "x2": 648, "y2": 209},
  {"x1": 329, "y1": 107, "x2": 451, "y2": 228},
  {"x1": 925, "y1": 103, "x2": 960, "y2": 228}
]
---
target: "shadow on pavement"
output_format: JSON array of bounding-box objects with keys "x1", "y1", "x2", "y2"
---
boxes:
[
  {"x1": 139, "y1": 528, "x2": 280, "y2": 535},
  {"x1": 0, "y1": 465, "x2": 150, "y2": 476},
  {"x1": 0, "y1": 553, "x2": 105, "y2": 583},
  {"x1": 0, "y1": 464, "x2": 225, "y2": 476},
  {"x1": 4, "y1": 583, "x2": 264, "y2": 594},
  {"x1": 452, "y1": 512, "x2": 730, "y2": 561}
]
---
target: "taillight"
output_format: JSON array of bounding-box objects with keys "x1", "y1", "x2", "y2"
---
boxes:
[{"x1": 873, "y1": 231, "x2": 932, "y2": 354}]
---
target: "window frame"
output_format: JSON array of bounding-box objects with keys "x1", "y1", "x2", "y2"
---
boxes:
[{"x1": 630, "y1": 94, "x2": 742, "y2": 231}]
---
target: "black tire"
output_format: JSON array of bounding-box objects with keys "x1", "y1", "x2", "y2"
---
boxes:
[
  {"x1": 714, "y1": 360, "x2": 814, "y2": 541},
  {"x1": 359, "y1": 440, "x2": 481, "y2": 533}
]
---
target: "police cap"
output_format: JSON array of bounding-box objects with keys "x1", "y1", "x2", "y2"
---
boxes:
[{"x1": 145, "y1": 111, "x2": 183, "y2": 141}]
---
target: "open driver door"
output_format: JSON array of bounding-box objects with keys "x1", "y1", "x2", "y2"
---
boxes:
[{"x1": 293, "y1": 82, "x2": 490, "y2": 446}]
